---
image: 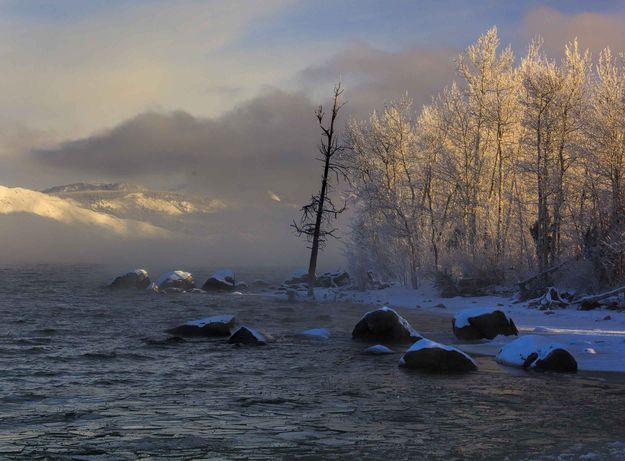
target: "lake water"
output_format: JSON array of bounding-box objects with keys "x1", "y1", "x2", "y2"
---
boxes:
[{"x1": 1, "y1": 265, "x2": 625, "y2": 460}]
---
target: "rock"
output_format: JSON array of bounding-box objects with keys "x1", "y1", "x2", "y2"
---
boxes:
[
  {"x1": 362, "y1": 344, "x2": 394, "y2": 355},
  {"x1": 300, "y1": 328, "x2": 330, "y2": 339},
  {"x1": 250, "y1": 279, "x2": 271, "y2": 288},
  {"x1": 496, "y1": 335, "x2": 577, "y2": 373},
  {"x1": 235, "y1": 282, "x2": 248, "y2": 291},
  {"x1": 352, "y1": 307, "x2": 421, "y2": 344},
  {"x1": 452, "y1": 307, "x2": 518, "y2": 341},
  {"x1": 167, "y1": 314, "x2": 236, "y2": 337},
  {"x1": 109, "y1": 269, "x2": 151, "y2": 290},
  {"x1": 434, "y1": 303, "x2": 446, "y2": 309},
  {"x1": 399, "y1": 339, "x2": 477, "y2": 372},
  {"x1": 155, "y1": 270, "x2": 195, "y2": 291},
  {"x1": 603, "y1": 315, "x2": 612, "y2": 321},
  {"x1": 202, "y1": 269, "x2": 236, "y2": 291},
  {"x1": 228, "y1": 326, "x2": 273, "y2": 345},
  {"x1": 283, "y1": 269, "x2": 309, "y2": 286}
]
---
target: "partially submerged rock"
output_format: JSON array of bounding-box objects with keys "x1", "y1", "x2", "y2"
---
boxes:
[
  {"x1": 452, "y1": 307, "x2": 518, "y2": 341},
  {"x1": 496, "y1": 335, "x2": 577, "y2": 373},
  {"x1": 300, "y1": 328, "x2": 330, "y2": 339},
  {"x1": 362, "y1": 344, "x2": 394, "y2": 355},
  {"x1": 110, "y1": 269, "x2": 151, "y2": 290},
  {"x1": 167, "y1": 314, "x2": 236, "y2": 337},
  {"x1": 399, "y1": 339, "x2": 477, "y2": 372},
  {"x1": 352, "y1": 307, "x2": 421, "y2": 344},
  {"x1": 228, "y1": 326, "x2": 273, "y2": 345},
  {"x1": 155, "y1": 270, "x2": 195, "y2": 291},
  {"x1": 202, "y1": 269, "x2": 236, "y2": 291}
]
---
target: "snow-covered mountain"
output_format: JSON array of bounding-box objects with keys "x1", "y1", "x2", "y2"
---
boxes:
[
  {"x1": 41, "y1": 182, "x2": 226, "y2": 231},
  {"x1": 0, "y1": 184, "x2": 169, "y2": 237}
]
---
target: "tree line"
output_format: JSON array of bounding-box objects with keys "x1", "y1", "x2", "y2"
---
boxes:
[{"x1": 341, "y1": 27, "x2": 625, "y2": 289}]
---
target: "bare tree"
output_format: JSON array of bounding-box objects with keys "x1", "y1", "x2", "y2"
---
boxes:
[{"x1": 292, "y1": 83, "x2": 347, "y2": 297}]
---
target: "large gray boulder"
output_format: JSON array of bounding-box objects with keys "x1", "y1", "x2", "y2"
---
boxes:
[
  {"x1": 110, "y1": 269, "x2": 151, "y2": 290},
  {"x1": 399, "y1": 339, "x2": 477, "y2": 372},
  {"x1": 167, "y1": 315, "x2": 236, "y2": 337},
  {"x1": 452, "y1": 307, "x2": 518, "y2": 340},
  {"x1": 352, "y1": 307, "x2": 421, "y2": 344},
  {"x1": 496, "y1": 335, "x2": 577, "y2": 372}
]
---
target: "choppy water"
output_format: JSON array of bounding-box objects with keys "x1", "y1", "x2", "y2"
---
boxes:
[{"x1": 1, "y1": 265, "x2": 625, "y2": 460}]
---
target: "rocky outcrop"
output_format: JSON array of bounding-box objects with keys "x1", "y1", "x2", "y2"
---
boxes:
[
  {"x1": 452, "y1": 308, "x2": 518, "y2": 340},
  {"x1": 109, "y1": 269, "x2": 151, "y2": 290},
  {"x1": 167, "y1": 314, "x2": 236, "y2": 337},
  {"x1": 496, "y1": 335, "x2": 577, "y2": 372},
  {"x1": 352, "y1": 307, "x2": 421, "y2": 344},
  {"x1": 399, "y1": 339, "x2": 477, "y2": 372}
]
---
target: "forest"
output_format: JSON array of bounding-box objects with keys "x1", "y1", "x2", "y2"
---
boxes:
[{"x1": 342, "y1": 27, "x2": 625, "y2": 291}]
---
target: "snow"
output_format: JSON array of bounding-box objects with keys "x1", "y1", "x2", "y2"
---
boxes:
[
  {"x1": 301, "y1": 328, "x2": 330, "y2": 339},
  {"x1": 454, "y1": 306, "x2": 509, "y2": 328},
  {"x1": 185, "y1": 314, "x2": 234, "y2": 327},
  {"x1": 399, "y1": 338, "x2": 477, "y2": 367},
  {"x1": 155, "y1": 270, "x2": 191, "y2": 286},
  {"x1": 496, "y1": 335, "x2": 572, "y2": 368},
  {"x1": 293, "y1": 280, "x2": 625, "y2": 373}
]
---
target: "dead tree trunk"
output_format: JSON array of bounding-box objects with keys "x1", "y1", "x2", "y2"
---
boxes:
[{"x1": 292, "y1": 83, "x2": 347, "y2": 298}]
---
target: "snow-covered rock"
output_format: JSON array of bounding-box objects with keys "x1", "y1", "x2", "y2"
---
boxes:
[
  {"x1": 399, "y1": 339, "x2": 477, "y2": 372},
  {"x1": 362, "y1": 344, "x2": 394, "y2": 355},
  {"x1": 202, "y1": 269, "x2": 235, "y2": 291},
  {"x1": 228, "y1": 326, "x2": 274, "y2": 345},
  {"x1": 352, "y1": 306, "x2": 421, "y2": 344},
  {"x1": 109, "y1": 269, "x2": 151, "y2": 290},
  {"x1": 452, "y1": 307, "x2": 518, "y2": 340},
  {"x1": 155, "y1": 270, "x2": 195, "y2": 291},
  {"x1": 167, "y1": 314, "x2": 236, "y2": 337},
  {"x1": 496, "y1": 335, "x2": 578, "y2": 372},
  {"x1": 300, "y1": 328, "x2": 330, "y2": 339}
]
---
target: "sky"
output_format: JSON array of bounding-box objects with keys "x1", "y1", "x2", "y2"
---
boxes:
[{"x1": 2, "y1": 0, "x2": 625, "y2": 266}]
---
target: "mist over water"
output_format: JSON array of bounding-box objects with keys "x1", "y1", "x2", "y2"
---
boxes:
[{"x1": 1, "y1": 265, "x2": 625, "y2": 459}]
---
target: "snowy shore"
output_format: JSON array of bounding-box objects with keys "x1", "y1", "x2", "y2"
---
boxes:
[{"x1": 282, "y1": 281, "x2": 625, "y2": 373}]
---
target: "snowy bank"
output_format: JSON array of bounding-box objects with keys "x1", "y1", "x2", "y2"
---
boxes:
[{"x1": 288, "y1": 281, "x2": 625, "y2": 373}]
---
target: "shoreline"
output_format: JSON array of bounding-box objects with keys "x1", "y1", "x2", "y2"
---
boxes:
[{"x1": 266, "y1": 281, "x2": 625, "y2": 374}]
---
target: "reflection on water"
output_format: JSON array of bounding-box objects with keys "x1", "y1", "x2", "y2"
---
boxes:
[{"x1": 1, "y1": 265, "x2": 625, "y2": 460}]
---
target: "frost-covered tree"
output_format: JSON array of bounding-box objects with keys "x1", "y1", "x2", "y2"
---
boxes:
[{"x1": 343, "y1": 27, "x2": 625, "y2": 290}]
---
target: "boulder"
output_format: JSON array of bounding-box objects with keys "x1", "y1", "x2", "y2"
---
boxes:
[
  {"x1": 110, "y1": 269, "x2": 151, "y2": 290},
  {"x1": 352, "y1": 307, "x2": 421, "y2": 344},
  {"x1": 167, "y1": 314, "x2": 236, "y2": 337},
  {"x1": 362, "y1": 344, "x2": 395, "y2": 355},
  {"x1": 228, "y1": 326, "x2": 273, "y2": 345},
  {"x1": 399, "y1": 339, "x2": 477, "y2": 372},
  {"x1": 496, "y1": 335, "x2": 577, "y2": 372},
  {"x1": 202, "y1": 269, "x2": 236, "y2": 291},
  {"x1": 155, "y1": 270, "x2": 195, "y2": 291},
  {"x1": 452, "y1": 307, "x2": 518, "y2": 340},
  {"x1": 316, "y1": 271, "x2": 351, "y2": 288}
]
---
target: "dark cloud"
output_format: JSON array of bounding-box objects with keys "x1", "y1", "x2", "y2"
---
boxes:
[
  {"x1": 520, "y1": 6, "x2": 625, "y2": 57},
  {"x1": 297, "y1": 42, "x2": 457, "y2": 117},
  {"x1": 34, "y1": 90, "x2": 323, "y2": 204}
]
